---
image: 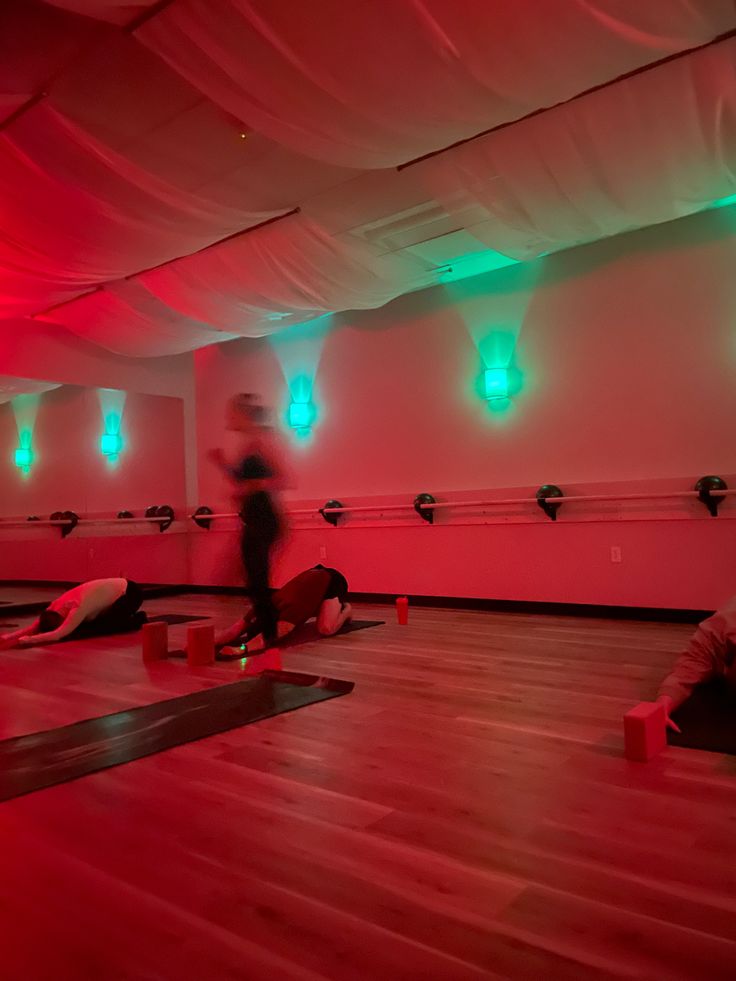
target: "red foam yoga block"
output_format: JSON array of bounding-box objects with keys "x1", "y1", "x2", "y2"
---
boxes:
[
  {"x1": 187, "y1": 624, "x2": 215, "y2": 666},
  {"x1": 623, "y1": 701, "x2": 667, "y2": 762},
  {"x1": 142, "y1": 620, "x2": 168, "y2": 662},
  {"x1": 396, "y1": 596, "x2": 409, "y2": 625}
]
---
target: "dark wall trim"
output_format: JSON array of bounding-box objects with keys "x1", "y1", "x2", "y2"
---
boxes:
[
  {"x1": 165, "y1": 584, "x2": 712, "y2": 624},
  {"x1": 348, "y1": 592, "x2": 712, "y2": 624}
]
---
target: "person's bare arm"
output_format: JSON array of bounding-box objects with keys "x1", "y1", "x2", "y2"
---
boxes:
[
  {"x1": 656, "y1": 630, "x2": 719, "y2": 723},
  {"x1": 18, "y1": 607, "x2": 86, "y2": 645},
  {"x1": 0, "y1": 618, "x2": 41, "y2": 649},
  {"x1": 654, "y1": 694, "x2": 681, "y2": 733},
  {"x1": 316, "y1": 599, "x2": 352, "y2": 636}
]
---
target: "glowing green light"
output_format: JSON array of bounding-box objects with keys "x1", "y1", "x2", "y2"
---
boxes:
[
  {"x1": 96, "y1": 391, "x2": 126, "y2": 465},
  {"x1": 288, "y1": 401, "x2": 315, "y2": 430},
  {"x1": 707, "y1": 192, "x2": 736, "y2": 211},
  {"x1": 14, "y1": 446, "x2": 33, "y2": 471},
  {"x1": 484, "y1": 368, "x2": 509, "y2": 400},
  {"x1": 100, "y1": 432, "x2": 123, "y2": 456},
  {"x1": 439, "y1": 249, "x2": 520, "y2": 285}
]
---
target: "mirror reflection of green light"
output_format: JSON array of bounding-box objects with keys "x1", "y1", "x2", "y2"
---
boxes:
[
  {"x1": 97, "y1": 389, "x2": 126, "y2": 467},
  {"x1": 11, "y1": 394, "x2": 41, "y2": 476},
  {"x1": 100, "y1": 416, "x2": 124, "y2": 465}
]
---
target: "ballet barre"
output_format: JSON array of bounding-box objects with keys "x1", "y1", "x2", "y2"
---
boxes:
[
  {"x1": 0, "y1": 517, "x2": 169, "y2": 527},
  {"x1": 0, "y1": 518, "x2": 74, "y2": 527},
  {"x1": 419, "y1": 488, "x2": 735, "y2": 512},
  {"x1": 1, "y1": 479, "x2": 731, "y2": 538},
  {"x1": 188, "y1": 475, "x2": 733, "y2": 528},
  {"x1": 0, "y1": 505, "x2": 177, "y2": 537}
]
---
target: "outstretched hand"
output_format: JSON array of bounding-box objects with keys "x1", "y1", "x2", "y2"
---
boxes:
[{"x1": 657, "y1": 695, "x2": 681, "y2": 734}]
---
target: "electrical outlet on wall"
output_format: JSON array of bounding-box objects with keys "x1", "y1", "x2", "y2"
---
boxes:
[
  {"x1": 319, "y1": 545, "x2": 327, "y2": 561},
  {"x1": 610, "y1": 546, "x2": 622, "y2": 563}
]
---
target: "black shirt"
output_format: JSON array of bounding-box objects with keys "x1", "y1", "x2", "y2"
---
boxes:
[
  {"x1": 232, "y1": 454, "x2": 278, "y2": 527},
  {"x1": 232, "y1": 454, "x2": 273, "y2": 481}
]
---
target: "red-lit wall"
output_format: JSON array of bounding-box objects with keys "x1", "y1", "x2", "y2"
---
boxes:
[
  {"x1": 192, "y1": 207, "x2": 736, "y2": 609},
  {"x1": 1, "y1": 207, "x2": 734, "y2": 607}
]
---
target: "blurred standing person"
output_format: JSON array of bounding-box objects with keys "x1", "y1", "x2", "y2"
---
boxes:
[{"x1": 209, "y1": 394, "x2": 293, "y2": 649}]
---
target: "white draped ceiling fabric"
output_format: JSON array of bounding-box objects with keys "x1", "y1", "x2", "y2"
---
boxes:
[
  {"x1": 0, "y1": 104, "x2": 278, "y2": 315},
  {"x1": 0, "y1": 0, "x2": 732, "y2": 355},
  {"x1": 138, "y1": 0, "x2": 736, "y2": 169},
  {"x1": 48, "y1": 214, "x2": 435, "y2": 354},
  {"x1": 416, "y1": 39, "x2": 736, "y2": 260}
]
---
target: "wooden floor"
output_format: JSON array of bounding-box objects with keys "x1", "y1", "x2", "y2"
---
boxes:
[{"x1": 1, "y1": 595, "x2": 735, "y2": 980}]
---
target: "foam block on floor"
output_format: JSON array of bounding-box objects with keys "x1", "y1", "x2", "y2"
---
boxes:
[
  {"x1": 623, "y1": 701, "x2": 666, "y2": 762},
  {"x1": 141, "y1": 621, "x2": 168, "y2": 662},
  {"x1": 187, "y1": 623, "x2": 215, "y2": 665}
]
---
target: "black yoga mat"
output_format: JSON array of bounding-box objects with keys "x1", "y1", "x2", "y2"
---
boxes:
[
  {"x1": 668, "y1": 680, "x2": 736, "y2": 754},
  {"x1": 73, "y1": 612, "x2": 211, "y2": 633},
  {"x1": 168, "y1": 618, "x2": 385, "y2": 661},
  {"x1": 0, "y1": 669, "x2": 354, "y2": 803},
  {"x1": 286, "y1": 618, "x2": 385, "y2": 643},
  {"x1": 1, "y1": 614, "x2": 210, "y2": 649},
  {"x1": 55, "y1": 613, "x2": 210, "y2": 642}
]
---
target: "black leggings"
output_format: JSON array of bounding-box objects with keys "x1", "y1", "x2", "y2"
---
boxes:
[
  {"x1": 69, "y1": 580, "x2": 146, "y2": 639},
  {"x1": 241, "y1": 501, "x2": 281, "y2": 645}
]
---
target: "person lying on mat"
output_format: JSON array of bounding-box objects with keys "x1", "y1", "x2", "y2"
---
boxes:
[
  {"x1": 656, "y1": 595, "x2": 736, "y2": 732},
  {"x1": 0, "y1": 578, "x2": 145, "y2": 648},
  {"x1": 215, "y1": 564, "x2": 352, "y2": 655}
]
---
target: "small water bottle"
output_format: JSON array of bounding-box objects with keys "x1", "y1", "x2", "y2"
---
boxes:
[{"x1": 396, "y1": 596, "x2": 409, "y2": 625}]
